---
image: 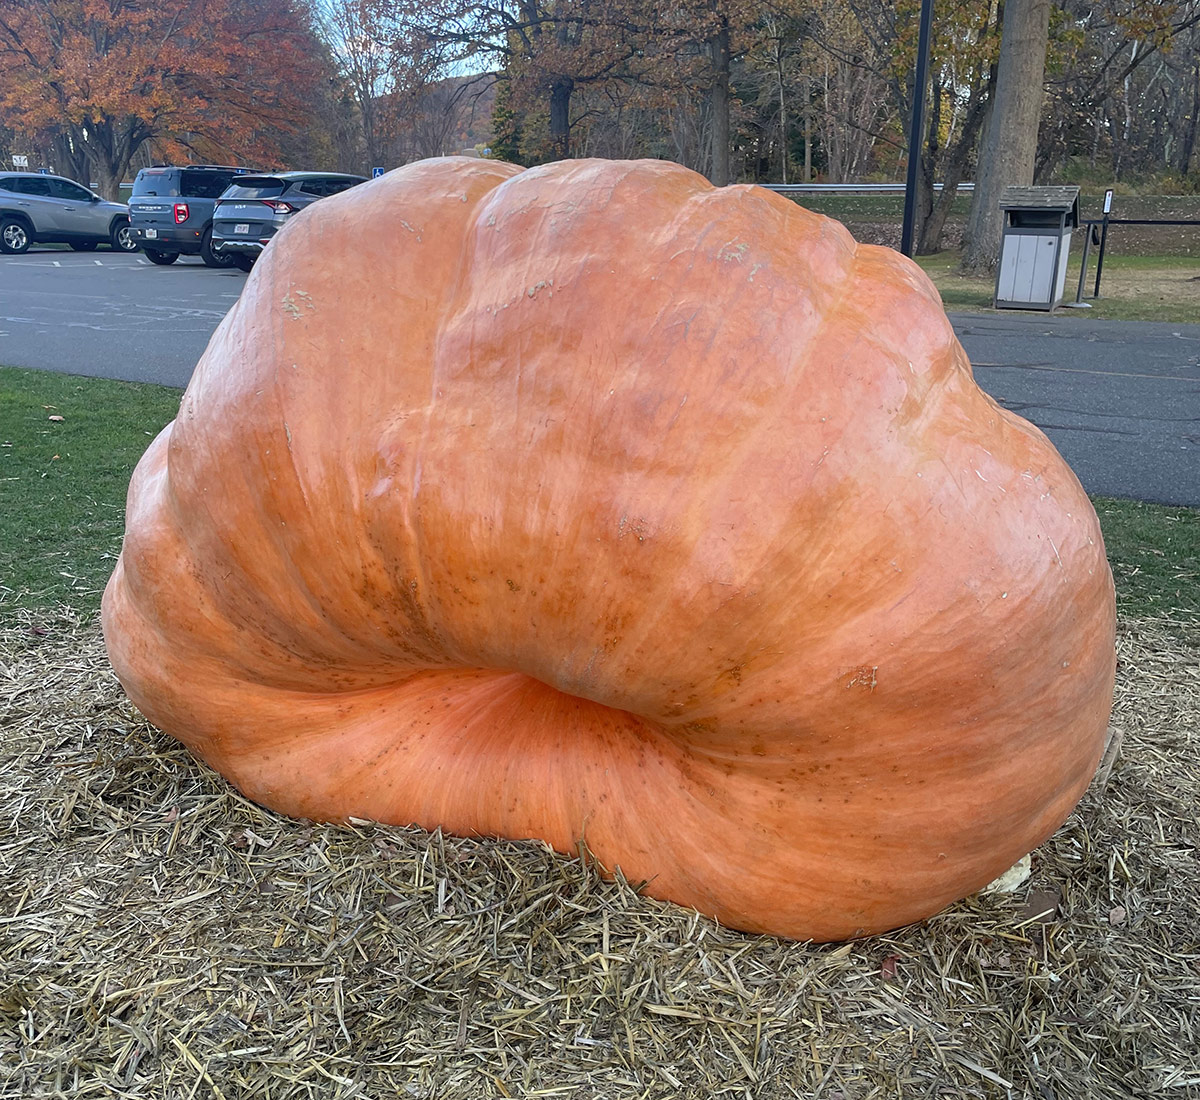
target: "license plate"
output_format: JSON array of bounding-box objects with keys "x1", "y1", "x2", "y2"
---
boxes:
[
  {"x1": 144, "y1": 228, "x2": 157, "y2": 239},
  {"x1": 235, "y1": 223, "x2": 250, "y2": 235}
]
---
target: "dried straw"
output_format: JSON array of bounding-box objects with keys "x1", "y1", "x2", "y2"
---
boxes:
[{"x1": 1, "y1": 609, "x2": 1197, "y2": 1099}]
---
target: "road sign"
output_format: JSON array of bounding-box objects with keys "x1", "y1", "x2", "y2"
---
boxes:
[
  {"x1": 12, "y1": 154, "x2": 28, "y2": 167},
  {"x1": 38, "y1": 168, "x2": 49, "y2": 174},
  {"x1": 372, "y1": 166, "x2": 384, "y2": 178}
]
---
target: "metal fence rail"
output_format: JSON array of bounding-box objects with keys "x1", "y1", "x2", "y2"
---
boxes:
[
  {"x1": 1077, "y1": 216, "x2": 1200, "y2": 301},
  {"x1": 760, "y1": 182, "x2": 975, "y2": 194}
]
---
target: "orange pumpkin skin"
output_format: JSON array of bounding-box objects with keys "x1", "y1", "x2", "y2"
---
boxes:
[{"x1": 102, "y1": 157, "x2": 1116, "y2": 941}]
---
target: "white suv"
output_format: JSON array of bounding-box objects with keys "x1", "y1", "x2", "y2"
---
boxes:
[{"x1": 0, "y1": 173, "x2": 136, "y2": 254}]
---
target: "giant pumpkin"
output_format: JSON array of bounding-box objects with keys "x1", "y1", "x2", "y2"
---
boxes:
[{"x1": 102, "y1": 157, "x2": 1116, "y2": 941}]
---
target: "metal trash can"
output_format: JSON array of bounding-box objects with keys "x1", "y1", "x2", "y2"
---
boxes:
[{"x1": 993, "y1": 186, "x2": 1080, "y2": 312}]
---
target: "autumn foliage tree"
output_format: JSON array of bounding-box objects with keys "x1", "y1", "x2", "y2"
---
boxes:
[{"x1": 0, "y1": 0, "x2": 332, "y2": 198}]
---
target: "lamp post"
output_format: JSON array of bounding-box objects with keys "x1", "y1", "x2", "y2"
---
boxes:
[{"x1": 900, "y1": 0, "x2": 935, "y2": 257}]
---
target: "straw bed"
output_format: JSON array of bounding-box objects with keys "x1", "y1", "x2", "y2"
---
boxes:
[{"x1": 2, "y1": 612, "x2": 1197, "y2": 1099}]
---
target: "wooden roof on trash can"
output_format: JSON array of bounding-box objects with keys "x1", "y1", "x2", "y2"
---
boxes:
[{"x1": 999, "y1": 185, "x2": 1080, "y2": 211}]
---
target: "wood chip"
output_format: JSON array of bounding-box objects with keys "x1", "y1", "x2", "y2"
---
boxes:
[{"x1": 1, "y1": 613, "x2": 1196, "y2": 1098}]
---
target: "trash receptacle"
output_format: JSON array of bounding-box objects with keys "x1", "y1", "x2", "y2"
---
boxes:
[{"x1": 993, "y1": 186, "x2": 1080, "y2": 312}]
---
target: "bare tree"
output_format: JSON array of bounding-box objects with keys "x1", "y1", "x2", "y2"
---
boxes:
[
  {"x1": 401, "y1": 75, "x2": 495, "y2": 160},
  {"x1": 321, "y1": 0, "x2": 409, "y2": 168},
  {"x1": 1035, "y1": 1, "x2": 1200, "y2": 180}
]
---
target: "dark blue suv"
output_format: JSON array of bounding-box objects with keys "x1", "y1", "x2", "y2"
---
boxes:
[{"x1": 128, "y1": 165, "x2": 255, "y2": 267}]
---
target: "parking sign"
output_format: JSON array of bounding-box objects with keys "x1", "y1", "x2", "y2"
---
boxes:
[{"x1": 372, "y1": 166, "x2": 384, "y2": 179}]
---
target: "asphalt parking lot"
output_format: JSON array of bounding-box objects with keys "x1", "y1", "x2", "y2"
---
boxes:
[
  {"x1": 1, "y1": 249, "x2": 1197, "y2": 507},
  {"x1": 0, "y1": 248, "x2": 244, "y2": 387}
]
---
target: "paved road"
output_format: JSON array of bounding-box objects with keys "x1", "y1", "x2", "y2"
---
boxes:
[
  {"x1": 1, "y1": 249, "x2": 1197, "y2": 507},
  {"x1": 954, "y1": 315, "x2": 1199, "y2": 508}
]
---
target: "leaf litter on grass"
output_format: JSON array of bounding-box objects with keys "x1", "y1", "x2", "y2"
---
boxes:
[{"x1": 0, "y1": 612, "x2": 1197, "y2": 1099}]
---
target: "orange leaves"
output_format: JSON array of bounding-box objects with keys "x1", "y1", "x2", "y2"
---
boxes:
[{"x1": 0, "y1": 0, "x2": 331, "y2": 181}]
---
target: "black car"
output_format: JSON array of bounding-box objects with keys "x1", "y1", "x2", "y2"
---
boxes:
[
  {"x1": 212, "y1": 172, "x2": 367, "y2": 271},
  {"x1": 0, "y1": 173, "x2": 136, "y2": 254},
  {"x1": 127, "y1": 165, "x2": 255, "y2": 267}
]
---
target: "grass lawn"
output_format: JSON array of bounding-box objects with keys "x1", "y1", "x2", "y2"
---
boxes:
[
  {"x1": 0, "y1": 367, "x2": 181, "y2": 612},
  {"x1": 915, "y1": 250, "x2": 1200, "y2": 323}
]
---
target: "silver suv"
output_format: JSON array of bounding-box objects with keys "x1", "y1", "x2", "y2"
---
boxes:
[
  {"x1": 0, "y1": 173, "x2": 136, "y2": 254},
  {"x1": 212, "y1": 172, "x2": 366, "y2": 271}
]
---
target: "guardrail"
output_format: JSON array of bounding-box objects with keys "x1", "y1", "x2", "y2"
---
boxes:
[{"x1": 760, "y1": 182, "x2": 975, "y2": 194}]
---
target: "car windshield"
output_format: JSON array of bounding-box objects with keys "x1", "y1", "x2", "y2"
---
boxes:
[{"x1": 222, "y1": 179, "x2": 286, "y2": 200}]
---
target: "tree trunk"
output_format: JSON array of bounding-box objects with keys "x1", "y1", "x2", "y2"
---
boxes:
[
  {"x1": 917, "y1": 82, "x2": 991, "y2": 254},
  {"x1": 775, "y1": 42, "x2": 788, "y2": 184},
  {"x1": 708, "y1": 16, "x2": 731, "y2": 186},
  {"x1": 911, "y1": 64, "x2": 941, "y2": 255},
  {"x1": 962, "y1": 0, "x2": 1052, "y2": 273},
  {"x1": 821, "y1": 60, "x2": 832, "y2": 178},
  {"x1": 90, "y1": 162, "x2": 122, "y2": 201},
  {"x1": 52, "y1": 133, "x2": 88, "y2": 187},
  {"x1": 1179, "y1": 58, "x2": 1200, "y2": 175},
  {"x1": 361, "y1": 92, "x2": 380, "y2": 170},
  {"x1": 803, "y1": 81, "x2": 813, "y2": 182},
  {"x1": 549, "y1": 76, "x2": 574, "y2": 159},
  {"x1": 67, "y1": 120, "x2": 117, "y2": 198}
]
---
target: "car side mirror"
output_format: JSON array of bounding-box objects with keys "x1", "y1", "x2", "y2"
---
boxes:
[{"x1": 90, "y1": 195, "x2": 100, "y2": 202}]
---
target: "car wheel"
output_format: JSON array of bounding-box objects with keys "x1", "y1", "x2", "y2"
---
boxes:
[
  {"x1": 230, "y1": 253, "x2": 256, "y2": 273},
  {"x1": 70, "y1": 241, "x2": 99, "y2": 252},
  {"x1": 144, "y1": 248, "x2": 178, "y2": 265},
  {"x1": 200, "y1": 228, "x2": 235, "y2": 268},
  {"x1": 111, "y1": 222, "x2": 139, "y2": 252},
  {"x1": 1, "y1": 218, "x2": 31, "y2": 254}
]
